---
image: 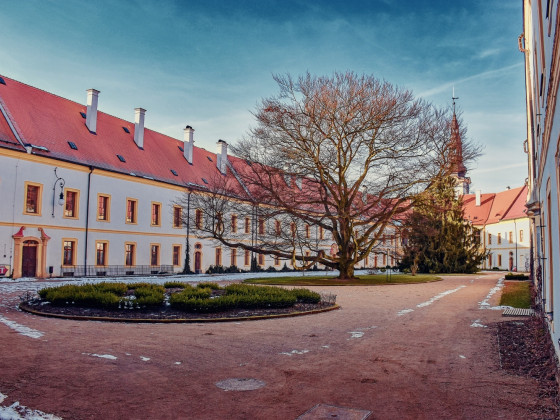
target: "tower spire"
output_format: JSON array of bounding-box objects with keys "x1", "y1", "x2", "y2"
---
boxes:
[{"x1": 449, "y1": 89, "x2": 470, "y2": 195}]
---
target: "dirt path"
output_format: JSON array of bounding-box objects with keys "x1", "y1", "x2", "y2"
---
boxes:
[{"x1": 0, "y1": 273, "x2": 549, "y2": 419}]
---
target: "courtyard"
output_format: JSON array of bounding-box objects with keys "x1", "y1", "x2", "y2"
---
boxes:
[{"x1": 0, "y1": 272, "x2": 552, "y2": 419}]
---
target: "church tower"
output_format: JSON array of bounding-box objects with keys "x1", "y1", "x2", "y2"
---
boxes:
[{"x1": 449, "y1": 93, "x2": 470, "y2": 196}]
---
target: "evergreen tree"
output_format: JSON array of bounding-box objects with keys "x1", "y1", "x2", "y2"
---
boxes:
[{"x1": 400, "y1": 176, "x2": 487, "y2": 274}]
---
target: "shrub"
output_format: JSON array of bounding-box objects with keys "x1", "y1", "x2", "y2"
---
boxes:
[
  {"x1": 266, "y1": 266, "x2": 277, "y2": 272},
  {"x1": 196, "y1": 282, "x2": 221, "y2": 290},
  {"x1": 164, "y1": 281, "x2": 188, "y2": 289},
  {"x1": 206, "y1": 265, "x2": 225, "y2": 274},
  {"x1": 38, "y1": 283, "x2": 123, "y2": 308},
  {"x1": 133, "y1": 285, "x2": 165, "y2": 307},
  {"x1": 505, "y1": 273, "x2": 529, "y2": 280},
  {"x1": 224, "y1": 265, "x2": 241, "y2": 273},
  {"x1": 290, "y1": 288, "x2": 321, "y2": 304}
]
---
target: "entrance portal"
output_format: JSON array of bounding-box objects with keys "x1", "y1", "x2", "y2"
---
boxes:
[{"x1": 22, "y1": 240, "x2": 38, "y2": 277}]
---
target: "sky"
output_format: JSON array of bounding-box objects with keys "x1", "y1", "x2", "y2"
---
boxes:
[{"x1": 0, "y1": 0, "x2": 527, "y2": 193}]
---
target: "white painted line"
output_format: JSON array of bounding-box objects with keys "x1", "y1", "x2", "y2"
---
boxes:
[
  {"x1": 416, "y1": 285, "x2": 467, "y2": 308},
  {"x1": 280, "y1": 349, "x2": 309, "y2": 356},
  {"x1": 140, "y1": 356, "x2": 150, "y2": 361},
  {"x1": 397, "y1": 309, "x2": 414, "y2": 316},
  {"x1": 348, "y1": 332, "x2": 364, "y2": 339},
  {"x1": 0, "y1": 315, "x2": 44, "y2": 339},
  {"x1": 470, "y1": 319, "x2": 487, "y2": 328},
  {"x1": 459, "y1": 355, "x2": 466, "y2": 359},
  {"x1": 479, "y1": 277, "x2": 511, "y2": 310},
  {"x1": 82, "y1": 352, "x2": 117, "y2": 360}
]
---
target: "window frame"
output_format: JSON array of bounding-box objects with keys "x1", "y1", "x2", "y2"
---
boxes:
[
  {"x1": 61, "y1": 238, "x2": 77, "y2": 266},
  {"x1": 151, "y1": 202, "x2": 162, "y2": 227},
  {"x1": 231, "y1": 214, "x2": 237, "y2": 233},
  {"x1": 172, "y1": 244, "x2": 182, "y2": 266},
  {"x1": 97, "y1": 193, "x2": 111, "y2": 222},
  {"x1": 124, "y1": 242, "x2": 136, "y2": 266},
  {"x1": 63, "y1": 188, "x2": 80, "y2": 219},
  {"x1": 95, "y1": 240, "x2": 109, "y2": 266},
  {"x1": 126, "y1": 198, "x2": 138, "y2": 224},
  {"x1": 150, "y1": 243, "x2": 160, "y2": 266},
  {"x1": 215, "y1": 247, "x2": 222, "y2": 266},
  {"x1": 23, "y1": 181, "x2": 43, "y2": 216},
  {"x1": 173, "y1": 205, "x2": 183, "y2": 228}
]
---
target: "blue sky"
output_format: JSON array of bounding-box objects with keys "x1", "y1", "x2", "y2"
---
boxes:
[{"x1": 1, "y1": 0, "x2": 526, "y2": 193}]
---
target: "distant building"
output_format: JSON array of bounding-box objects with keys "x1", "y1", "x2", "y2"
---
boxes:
[{"x1": 463, "y1": 186, "x2": 530, "y2": 271}]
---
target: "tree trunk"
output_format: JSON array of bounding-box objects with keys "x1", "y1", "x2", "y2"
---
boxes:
[{"x1": 337, "y1": 260, "x2": 356, "y2": 280}]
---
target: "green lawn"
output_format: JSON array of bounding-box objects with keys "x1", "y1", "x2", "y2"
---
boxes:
[
  {"x1": 499, "y1": 281, "x2": 532, "y2": 308},
  {"x1": 243, "y1": 274, "x2": 440, "y2": 286}
]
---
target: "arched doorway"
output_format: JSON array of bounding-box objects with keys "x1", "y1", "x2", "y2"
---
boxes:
[
  {"x1": 22, "y1": 240, "x2": 38, "y2": 277},
  {"x1": 509, "y1": 252, "x2": 514, "y2": 271},
  {"x1": 194, "y1": 243, "x2": 202, "y2": 274}
]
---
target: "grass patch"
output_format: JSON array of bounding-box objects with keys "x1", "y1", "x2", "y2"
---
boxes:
[
  {"x1": 243, "y1": 274, "x2": 440, "y2": 286},
  {"x1": 500, "y1": 281, "x2": 532, "y2": 309}
]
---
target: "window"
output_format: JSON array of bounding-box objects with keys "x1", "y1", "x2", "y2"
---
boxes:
[
  {"x1": 96, "y1": 241, "x2": 108, "y2": 266},
  {"x1": 274, "y1": 255, "x2": 280, "y2": 266},
  {"x1": 231, "y1": 215, "x2": 237, "y2": 233},
  {"x1": 150, "y1": 244, "x2": 160, "y2": 266},
  {"x1": 245, "y1": 217, "x2": 251, "y2": 234},
  {"x1": 215, "y1": 247, "x2": 222, "y2": 266},
  {"x1": 488, "y1": 253, "x2": 493, "y2": 267},
  {"x1": 97, "y1": 194, "x2": 110, "y2": 221},
  {"x1": 151, "y1": 202, "x2": 161, "y2": 226},
  {"x1": 216, "y1": 212, "x2": 224, "y2": 232},
  {"x1": 258, "y1": 253, "x2": 264, "y2": 266},
  {"x1": 230, "y1": 248, "x2": 237, "y2": 266},
  {"x1": 125, "y1": 243, "x2": 136, "y2": 266},
  {"x1": 497, "y1": 233, "x2": 501, "y2": 244},
  {"x1": 319, "y1": 226, "x2": 324, "y2": 240},
  {"x1": 62, "y1": 240, "x2": 76, "y2": 266},
  {"x1": 24, "y1": 182, "x2": 42, "y2": 215},
  {"x1": 275, "y1": 220, "x2": 281, "y2": 236},
  {"x1": 291, "y1": 222, "x2": 296, "y2": 238},
  {"x1": 382, "y1": 254, "x2": 386, "y2": 266},
  {"x1": 258, "y1": 218, "x2": 265, "y2": 235},
  {"x1": 305, "y1": 224, "x2": 310, "y2": 238},
  {"x1": 244, "y1": 249, "x2": 250, "y2": 266},
  {"x1": 173, "y1": 206, "x2": 182, "y2": 228},
  {"x1": 488, "y1": 233, "x2": 492, "y2": 245},
  {"x1": 196, "y1": 209, "x2": 203, "y2": 229},
  {"x1": 173, "y1": 245, "x2": 181, "y2": 266},
  {"x1": 509, "y1": 231, "x2": 513, "y2": 243},
  {"x1": 520, "y1": 230, "x2": 524, "y2": 242},
  {"x1": 64, "y1": 189, "x2": 79, "y2": 218},
  {"x1": 126, "y1": 198, "x2": 137, "y2": 224},
  {"x1": 498, "y1": 254, "x2": 502, "y2": 267}
]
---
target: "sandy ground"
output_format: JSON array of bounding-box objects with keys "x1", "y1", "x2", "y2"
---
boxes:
[{"x1": 0, "y1": 272, "x2": 547, "y2": 419}]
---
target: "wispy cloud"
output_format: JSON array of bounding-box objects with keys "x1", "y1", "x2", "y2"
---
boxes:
[
  {"x1": 473, "y1": 162, "x2": 526, "y2": 174},
  {"x1": 417, "y1": 62, "x2": 523, "y2": 98}
]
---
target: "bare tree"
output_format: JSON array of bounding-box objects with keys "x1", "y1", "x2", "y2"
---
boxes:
[{"x1": 182, "y1": 72, "x2": 480, "y2": 279}]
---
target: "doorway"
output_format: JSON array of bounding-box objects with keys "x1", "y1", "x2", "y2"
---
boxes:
[{"x1": 22, "y1": 240, "x2": 38, "y2": 277}]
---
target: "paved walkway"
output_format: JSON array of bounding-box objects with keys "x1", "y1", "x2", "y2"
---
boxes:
[{"x1": 0, "y1": 273, "x2": 544, "y2": 419}]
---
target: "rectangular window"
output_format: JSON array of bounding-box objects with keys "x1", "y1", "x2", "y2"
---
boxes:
[
  {"x1": 97, "y1": 194, "x2": 110, "y2": 221},
  {"x1": 96, "y1": 241, "x2": 108, "y2": 266},
  {"x1": 274, "y1": 255, "x2": 280, "y2": 266},
  {"x1": 258, "y1": 218, "x2": 265, "y2": 235},
  {"x1": 151, "y1": 202, "x2": 161, "y2": 226},
  {"x1": 173, "y1": 245, "x2": 181, "y2": 266},
  {"x1": 488, "y1": 233, "x2": 492, "y2": 245},
  {"x1": 488, "y1": 253, "x2": 492, "y2": 267},
  {"x1": 64, "y1": 189, "x2": 79, "y2": 218},
  {"x1": 305, "y1": 224, "x2": 310, "y2": 238},
  {"x1": 244, "y1": 249, "x2": 250, "y2": 266},
  {"x1": 62, "y1": 240, "x2": 76, "y2": 266},
  {"x1": 319, "y1": 226, "x2": 324, "y2": 240},
  {"x1": 245, "y1": 217, "x2": 251, "y2": 234},
  {"x1": 258, "y1": 253, "x2": 264, "y2": 266},
  {"x1": 173, "y1": 206, "x2": 182, "y2": 228},
  {"x1": 215, "y1": 248, "x2": 222, "y2": 266},
  {"x1": 508, "y1": 231, "x2": 513, "y2": 243},
  {"x1": 231, "y1": 215, "x2": 237, "y2": 233},
  {"x1": 125, "y1": 243, "x2": 136, "y2": 266},
  {"x1": 126, "y1": 198, "x2": 138, "y2": 224},
  {"x1": 24, "y1": 182, "x2": 42, "y2": 215},
  {"x1": 230, "y1": 248, "x2": 237, "y2": 266},
  {"x1": 275, "y1": 220, "x2": 281, "y2": 236},
  {"x1": 498, "y1": 254, "x2": 502, "y2": 266},
  {"x1": 497, "y1": 233, "x2": 501, "y2": 244},
  {"x1": 196, "y1": 209, "x2": 203, "y2": 229},
  {"x1": 520, "y1": 230, "x2": 524, "y2": 242},
  {"x1": 382, "y1": 254, "x2": 386, "y2": 266},
  {"x1": 150, "y1": 244, "x2": 160, "y2": 266}
]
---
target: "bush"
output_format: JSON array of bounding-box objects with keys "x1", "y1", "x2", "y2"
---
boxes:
[
  {"x1": 290, "y1": 288, "x2": 321, "y2": 303},
  {"x1": 133, "y1": 285, "x2": 165, "y2": 307},
  {"x1": 164, "y1": 281, "x2": 188, "y2": 289},
  {"x1": 206, "y1": 265, "x2": 225, "y2": 274},
  {"x1": 505, "y1": 273, "x2": 529, "y2": 280},
  {"x1": 196, "y1": 282, "x2": 221, "y2": 290},
  {"x1": 224, "y1": 265, "x2": 241, "y2": 273},
  {"x1": 38, "y1": 283, "x2": 124, "y2": 308},
  {"x1": 266, "y1": 266, "x2": 277, "y2": 272}
]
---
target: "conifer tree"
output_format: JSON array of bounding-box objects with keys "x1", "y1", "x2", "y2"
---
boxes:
[{"x1": 400, "y1": 176, "x2": 487, "y2": 274}]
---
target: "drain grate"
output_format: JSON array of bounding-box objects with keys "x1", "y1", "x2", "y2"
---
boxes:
[
  {"x1": 296, "y1": 404, "x2": 372, "y2": 419},
  {"x1": 215, "y1": 378, "x2": 266, "y2": 391},
  {"x1": 502, "y1": 308, "x2": 535, "y2": 317}
]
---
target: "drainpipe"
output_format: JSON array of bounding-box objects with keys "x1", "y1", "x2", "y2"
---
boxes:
[
  {"x1": 514, "y1": 219, "x2": 518, "y2": 271},
  {"x1": 84, "y1": 166, "x2": 93, "y2": 271},
  {"x1": 183, "y1": 191, "x2": 191, "y2": 274}
]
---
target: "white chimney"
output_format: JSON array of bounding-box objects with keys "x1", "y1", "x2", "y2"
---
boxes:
[
  {"x1": 183, "y1": 126, "x2": 194, "y2": 164},
  {"x1": 475, "y1": 189, "x2": 481, "y2": 206},
  {"x1": 217, "y1": 140, "x2": 228, "y2": 175},
  {"x1": 85, "y1": 89, "x2": 100, "y2": 133},
  {"x1": 133, "y1": 108, "x2": 146, "y2": 149}
]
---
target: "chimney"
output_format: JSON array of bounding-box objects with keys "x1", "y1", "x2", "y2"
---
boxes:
[
  {"x1": 133, "y1": 108, "x2": 146, "y2": 149},
  {"x1": 475, "y1": 190, "x2": 481, "y2": 206},
  {"x1": 85, "y1": 89, "x2": 100, "y2": 133},
  {"x1": 217, "y1": 140, "x2": 228, "y2": 175},
  {"x1": 183, "y1": 126, "x2": 194, "y2": 164}
]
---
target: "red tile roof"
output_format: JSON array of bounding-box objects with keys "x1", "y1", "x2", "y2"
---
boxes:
[
  {"x1": 0, "y1": 75, "x2": 240, "y2": 192},
  {"x1": 463, "y1": 185, "x2": 528, "y2": 225}
]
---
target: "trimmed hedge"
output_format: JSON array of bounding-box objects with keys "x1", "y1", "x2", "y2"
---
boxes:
[{"x1": 505, "y1": 273, "x2": 530, "y2": 280}]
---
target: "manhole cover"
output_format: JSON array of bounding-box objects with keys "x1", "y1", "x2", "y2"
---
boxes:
[
  {"x1": 297, "y1": 404, "x2": 371, "y2": 420},
  {"x1": 215, "y1": 378, "x2": 266, "y2": 391}
]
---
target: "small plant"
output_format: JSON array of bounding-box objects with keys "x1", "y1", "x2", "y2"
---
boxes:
[
  {"x1": 164, "y1": 281, "x2": 188, "y2": 289},
  {"x1": 290, "y1": 288, "x2": 321, "y2": 303},
  {"x1": 196, "y1": 282, "x2": 221, "y2": 290},
  {"x1": 505, "y1": 273, "x2": 529, "y2": 280}
]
